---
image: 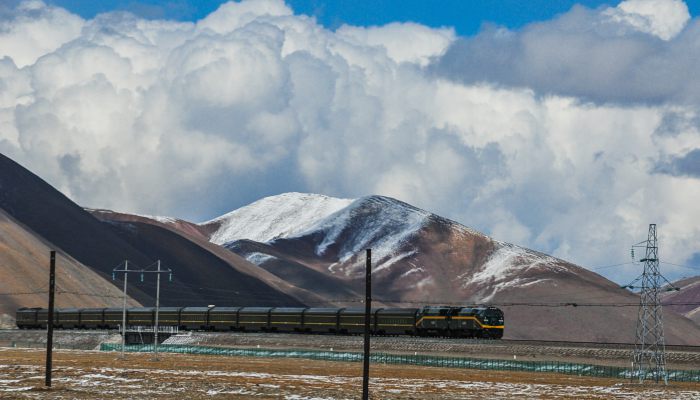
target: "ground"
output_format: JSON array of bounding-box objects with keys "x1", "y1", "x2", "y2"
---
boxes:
[{"x1": 1, "y1": 348, "x2": 699, "y2": 399}]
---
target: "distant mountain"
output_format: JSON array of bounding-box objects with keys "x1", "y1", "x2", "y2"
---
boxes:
[
  {"x1": 664, "y1": 276, "x2": 700, "y2": 325},
  {"x1": 0, "y1": 153, "x2": 303, "y2": 308},
  {"x1": 0, "y1": 208, "x2": 140, "y2": 319},
  {"x1": 90, "y1": 210, "x2": 330, "y2": 307},
  {"x1": 206, "y1": 193, "x2": 700, "y2": 344}
]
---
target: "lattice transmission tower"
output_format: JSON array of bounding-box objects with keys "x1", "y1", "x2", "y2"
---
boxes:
[{"x1": 623, "y1": 224, "x2": 677, "y2": 384}]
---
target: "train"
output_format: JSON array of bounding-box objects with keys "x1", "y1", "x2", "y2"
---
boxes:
[{"x1": 15, "y1": 305, "x2": 504, "y2": 338}]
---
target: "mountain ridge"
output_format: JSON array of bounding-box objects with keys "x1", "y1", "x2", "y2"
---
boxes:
[{"x1": 2, "y1": 151, "x2": 698, "y2": 342}]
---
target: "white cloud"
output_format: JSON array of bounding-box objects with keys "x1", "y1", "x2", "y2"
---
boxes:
[
  {"x1": 196, "y1": 0, "x2": 292, "y2": 34},
  {"x1": 0, "y1": 0, "x2": 84, "y2": 68},
  {"x1": 604, "y1": 0, "x2": 690, "y2": 40},
  {"x1": 0, "y1": 0, "x2": 699, "y2": 283},
  {"x1": 437, "y1": 0, "x2": 700, "y2": 104},
  {"x1": 336, "y1": 22, "x2": 455, "y2": 67}
]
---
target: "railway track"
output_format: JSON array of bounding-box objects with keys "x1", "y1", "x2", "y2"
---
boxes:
[
  {"x1": 2, "y1": 328, "x2": 700, "y2": 351},
  {"x1": 2, "y1": 329, "x2": 700, "y2": 366}
]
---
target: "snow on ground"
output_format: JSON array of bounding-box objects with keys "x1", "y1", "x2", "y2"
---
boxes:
[
  {"x1": 1, "y1": 363, "x2": 698, "y2": 399},
  {"x1": 205, "y1": 193, "x2": 354, "y2": 245}
]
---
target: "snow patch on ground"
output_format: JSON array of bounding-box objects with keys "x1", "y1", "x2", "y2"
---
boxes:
[
  {"x1": 3, "y1": 363, "x2": 696, "y2": 399},
  {"x1": 205, "y1": 193, "x2": 354, "y2": 245}
]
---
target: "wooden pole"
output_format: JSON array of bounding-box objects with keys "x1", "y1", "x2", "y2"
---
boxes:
[
  {"x1": 45, "y1": 251, "x2": 56, "y2": 387},
  {"x1": 362, "y1": 248, "x2": 371, "y2": 400}
]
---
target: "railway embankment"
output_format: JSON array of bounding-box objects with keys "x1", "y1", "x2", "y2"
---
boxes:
[
  {"x1": 0, "y1": 329, "x2": 120, "y2": 350},
  {"x1": 3, "y1": 329, "x2": 700, "y2": 370}
]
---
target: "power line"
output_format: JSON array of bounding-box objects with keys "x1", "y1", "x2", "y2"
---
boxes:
[
  {"x1": 591, "y1": 262, "x2": 635, "y2": 270},
  {"x1": 660, "y1": 261, "x2": 700, "y2": 271}
]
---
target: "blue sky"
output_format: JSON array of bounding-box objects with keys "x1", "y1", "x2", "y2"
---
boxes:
[{"x1": 43, "y1": 0, "x2": 700, "y2": 35}]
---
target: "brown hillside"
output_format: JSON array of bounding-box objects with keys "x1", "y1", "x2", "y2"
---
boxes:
[
  {"x1": 0, "y1": 209, "x2": 140, "y2": 321},
  {"x1": 0, "y1": 153, "x2": 306, "y2": 308}
]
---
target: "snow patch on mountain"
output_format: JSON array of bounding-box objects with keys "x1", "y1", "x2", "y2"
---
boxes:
[
  {"x1": 375, "y1": 250, "x2": 418, "y2": 273},
  {"x1": 141, "y1": 215, "x2": 178, "y2": 224},
  {"x1": 465, "y1": 242, "x2": 565, "y2": 293},
  {"x1": 205, "y1": 193, "x2": 354, "y2": 245},
  {"x1": 304, "y1": 196, "x2": 430, "y2": 267},
  {"x1": 400, "y1": 265, "x2": 425, "y2": 279},
  {"x1": 245, "y1": 252, "x2": 277, "y2": 265},
  {"x1": 469, "y1": 244, "x2": 527, "y2": 284}
]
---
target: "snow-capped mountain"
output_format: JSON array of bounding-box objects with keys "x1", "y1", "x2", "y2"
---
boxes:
[
  {"x1": 205, "y1": 192, "x2": 700, "y2": 343},
  {"x1": 202, "y1": 193, "x2": 354, "y2": 245}
]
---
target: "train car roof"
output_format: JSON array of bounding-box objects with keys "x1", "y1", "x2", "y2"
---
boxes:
[
  {"x1": 128, "y1": 307, "x2": 155, "y2": 312},
  {"x1": 239, "y1": 307, "x2": 273, "y2": 313},
  {"x1": 103, "y1": 308, "x2": 124, "y2": 312},
  {"x1": 340, "y1": 308, "x2": 380, "y2": 315},
  {"x1": 58, "y1": 308, "x2": 81, "y2": 312},
  {"x1": 304, "y1": 308, "x2": 342, "y2": 314},
  {"x1": 376, "y1": 308, "x2": 419, "y2": 314},
  {"x1": 181, "y1": 307, "x2": 211, "y2": 312},
  {"x1": 80, "y1": 308, "x2": 106, "y2": 312},
  {"x1": 156, "y1": 307, "x2": 183, "y2": 312},
  {"x1": 270, "y1": 307, "x2": 307, "y2": 313},
  {"x1": 208, "y1": 307, "x2": 242, "y2": 312}
]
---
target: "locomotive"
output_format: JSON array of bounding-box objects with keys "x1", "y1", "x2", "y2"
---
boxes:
[{"x1": 15, "y1": 305, "x2": 504, "y2": 338}]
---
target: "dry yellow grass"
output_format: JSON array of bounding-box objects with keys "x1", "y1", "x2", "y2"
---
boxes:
[{"x1": 1, "y1": 348, "x2": 699, "y2": 399}]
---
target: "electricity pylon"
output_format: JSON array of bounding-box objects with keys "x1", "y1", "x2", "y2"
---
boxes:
[{"x1": 622, "y1": 224, "x2": 678, "y2": 384}]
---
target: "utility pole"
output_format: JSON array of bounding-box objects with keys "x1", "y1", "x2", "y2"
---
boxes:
[
  {"x1": 45, "y1": 251, "x2": 56, "y2": 387},
  {"x1": 362, "y1": 248, "x2": 371, "y2": 400},
  {"x1": 154, "y1": 260, "x2": 161, "y2": 360},
  {"x1": 112, "y1": 260, "x2": 172, "y2": 359},
  {"x1": 121, "y1": 261, "x2": 128, "y2": 358},
  {"x1": 623, "y1": 224, "x2": 678, "y2": 384}
]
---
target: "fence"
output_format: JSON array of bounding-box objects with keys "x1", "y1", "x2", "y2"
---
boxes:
[{"x1": 100, "y1": 343, "x2": 700, "y2": 383}]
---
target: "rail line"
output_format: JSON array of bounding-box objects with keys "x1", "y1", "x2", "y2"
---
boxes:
[{"x1": 3, "y1": 329, "x2": 698, "y2": 352}]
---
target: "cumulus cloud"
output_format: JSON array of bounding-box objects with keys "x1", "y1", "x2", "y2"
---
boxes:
[
  {"x1": 603, "y1": 0, "x2": 690, "y2": 40},
  {"x1": 436, "y1": 0, "x2": 699, "y2": 104},
  {"x1": 0, "y1": 0, "x2": 699, "y2": 283}
]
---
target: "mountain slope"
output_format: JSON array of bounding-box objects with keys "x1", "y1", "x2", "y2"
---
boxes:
[
  {"x1": 214, "y1": 193, "x2": 700, "y2": 344},
  {"x1": 90, "y1": 210, "x2": 330, "y2": 307},
  {"x1": 0, "y1": 208, "x2": 140, "y2": 320},
  {"x1": 0, "y1": 154, "x2": 305, "y2": 308},
  {"x1": 0, "y1": 153, "x2": 156, "y2": 305},
  {"x1": 663, "y1": 276, "x2": 700, "y2": 324},
  {"x1": 202, "y1": 193, "x2": 354, "y2": 245}
]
